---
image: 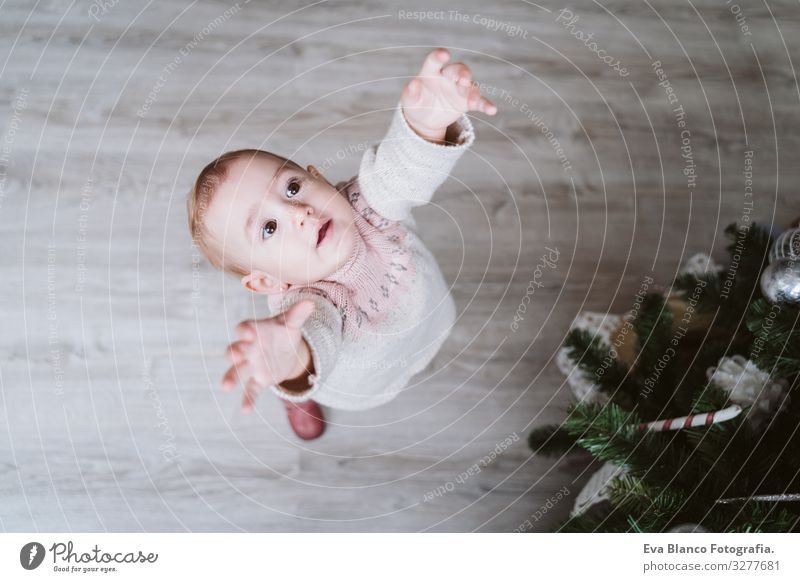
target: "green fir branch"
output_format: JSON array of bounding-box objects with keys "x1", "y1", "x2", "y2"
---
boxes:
[
  {"x1": 528, "y1": 424, "x2": 579, "y2": 456},
  {"x1": 690, "y1": 382, "x2": 731, "y2": 414},
  {"x1": 533, "y1": 221, "x2": 800, "y2": 532},
  {"x1": 672, "y1": 271, "x2": 722, "y2": 313},
  {"x1": 746, "y1": 299, "x2": 800, "y2": 377},
  {"x1": 721, "y1": 222, "x2": 772, "y2": 310},
  {"x1": 713, "y1": 502, "x2": 800, "y2": 533},
  {"x1": 563, "y1": 328, "x2": 639, "y2": 408},
  {"x1": 629, "y1": 293, "x2": 675, "y2": 404},
  {"x1": 607, "y1": 475, "x2": 687, "y2": 520},
  {"x1": 562, "y1": 402, "x2": 691, "y2": 482}
]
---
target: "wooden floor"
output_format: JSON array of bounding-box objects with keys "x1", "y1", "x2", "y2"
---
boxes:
[{"x1": 1, "y1": 0, "x2": 798, "y2": 531}]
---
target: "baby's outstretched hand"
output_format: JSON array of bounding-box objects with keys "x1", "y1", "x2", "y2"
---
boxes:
[
  {"x1": 400, "y1": 48, "x2": 497, "y2": 144},
  {"x1": 222, "y1": 300, "x2": 315, "y2": 413}
]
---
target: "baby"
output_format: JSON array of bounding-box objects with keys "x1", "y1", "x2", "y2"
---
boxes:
[{"x1": 187, "y1": 49, "x2": 497, "y2": 439}]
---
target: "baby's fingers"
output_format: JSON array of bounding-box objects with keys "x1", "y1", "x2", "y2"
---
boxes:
[
  {"x1": 401, "y1": 78, "x2": 423, "y2": 106},
  {"x1": 241, "y1": 377, "x2": 266, "y2": 414},
  {"x1": 442, "y1": 63, "x2": 471, "y2": 88},
  {"x1": 418, "y1": 48, "x2": 449, "y2": 78},
  {"x1": 235, "y1": 320, "x2": 257, "y2": 341},
  {"x1": 468, "y1": 87, "x2": 498, "y2": 115},
  {"x1": 224, "y1": 340, "x2": 251, "y2": 365},
  {"x1": 222, "y1": 361, "x2": 252, "y2": 393}
]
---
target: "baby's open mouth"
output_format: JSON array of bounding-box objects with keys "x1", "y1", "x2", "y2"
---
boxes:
[{"x1": 316, "y1": 218, "x2": 332, "y2": 247}]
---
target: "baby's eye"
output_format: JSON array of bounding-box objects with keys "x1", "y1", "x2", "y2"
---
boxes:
[
  {"x1": 261, "y1": 219, "x2": 277, "y2": 240},
  {"x1": 286, "y1": 179, "x2": 302, "y2": 198}
]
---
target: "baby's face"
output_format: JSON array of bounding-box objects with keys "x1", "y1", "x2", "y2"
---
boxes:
[{"x1": 204, "y1": 153, "x2": 358, "y2": 288}]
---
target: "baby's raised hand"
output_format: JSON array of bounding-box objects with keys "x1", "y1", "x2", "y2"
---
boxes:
[
  {"x1": 400, "y1": 48, "x2": 497, "y2": 144},
  {"x1": 222, "y1": 300, "x2": 315, "y2": 413}
]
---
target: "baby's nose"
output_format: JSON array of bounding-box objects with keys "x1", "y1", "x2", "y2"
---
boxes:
[{"x1": 292, "y1": 203, "x2": 313, "y2": 228}]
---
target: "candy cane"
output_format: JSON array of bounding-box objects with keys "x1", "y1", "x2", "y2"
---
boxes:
[{"x1": 637, "y1": 405, "x2": 742, "y2": 431}]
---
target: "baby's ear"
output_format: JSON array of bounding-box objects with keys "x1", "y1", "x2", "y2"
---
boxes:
[
  {"x1": 241, "y1": 271, "x2": 288, "y2": 295},
  {"x1": 307, "y1": 165, "x2": 332, "y2": 185}
]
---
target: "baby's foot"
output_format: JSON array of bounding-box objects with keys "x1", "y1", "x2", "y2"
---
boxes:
[{"x1": 282, "y1": 399, "x2": 326, "y2": 440}]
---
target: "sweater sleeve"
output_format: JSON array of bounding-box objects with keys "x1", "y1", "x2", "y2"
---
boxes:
[
  {"x1": 356, "y1": 103, "x2": 475, "y2": 223},
  {"x1": 267, "y1": 288, "x2": 343, "y2": 403}
]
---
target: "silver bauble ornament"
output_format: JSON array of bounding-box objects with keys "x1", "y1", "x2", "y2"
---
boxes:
[
  {"x1": 760, "y1": 259, "x2": 800, "y2": 304},
  {"x1": 770, "y1": 228, "x2": 800, "y2": 262}
]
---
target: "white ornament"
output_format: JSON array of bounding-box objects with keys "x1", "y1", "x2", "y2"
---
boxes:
[
  {"x1": 556, "y1": 312, "x2": 622, "y2": 403},
  {"x1": 680, "y1": 253, "x2": 723, "y2": 276},
  {"x1": 706, "y1": 355, "x2": 789, "y2": 429},
  {"x1": 571, "y1": 462, "x2": 625, "y2": 517}
]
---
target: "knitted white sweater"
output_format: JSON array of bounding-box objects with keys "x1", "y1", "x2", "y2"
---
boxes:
[{"x1": 267, "y1": 104, "x2": 474, "y2": 410}]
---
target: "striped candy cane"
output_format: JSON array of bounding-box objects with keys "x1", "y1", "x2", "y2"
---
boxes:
[{"x1": 637, "y1": 405, "x2": 742, "y2": 431}]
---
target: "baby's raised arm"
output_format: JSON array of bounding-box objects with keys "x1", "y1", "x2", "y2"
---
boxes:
[
  {"x1": 400, "y1": 48, "x2": 497, "y2": 144},
  {"x1": 355, "y1": 49, "x2": 496, "y2": 223}
]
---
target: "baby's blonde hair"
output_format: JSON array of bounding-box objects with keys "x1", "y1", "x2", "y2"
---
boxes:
[{"x1": 187, "y1": 149, "x2": 300, "y2": 278}]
